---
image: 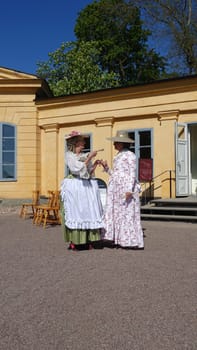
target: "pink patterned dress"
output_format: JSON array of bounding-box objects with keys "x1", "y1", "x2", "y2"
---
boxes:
[{"x1": 103, "y1": 149, "x2": 144, "y2": 248}]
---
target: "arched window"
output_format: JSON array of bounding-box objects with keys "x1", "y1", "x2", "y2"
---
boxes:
[{"x1": 0, "y1": 123, "x2": 16, "y2": 180}]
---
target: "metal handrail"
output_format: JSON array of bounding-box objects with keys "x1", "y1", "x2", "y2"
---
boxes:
[{"x1": 140, "y1": 169, "x2": 175, "y2": 200}]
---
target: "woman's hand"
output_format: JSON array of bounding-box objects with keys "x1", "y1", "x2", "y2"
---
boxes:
[
  {"x1": 89, "y1": 151, "x2": 98, "y2": 158},
  {"x1": 89, "y1": 159, "x2": 102, "y2": 176},
  {"x1": 92, "y1": 159, "x2": 101, "y2": 168},
  {"x1": 125, "y1": 192, "x2": 133, "y2": 201},
  {"x1": 85, "y1": 151, "x2": 97, "y2": 165},
  {"x1": 94, "y1": 159, "x2": 101, "y2": 165},
  {"x1": 99, "y1": 160, "x2": 109, "y2": 171}
]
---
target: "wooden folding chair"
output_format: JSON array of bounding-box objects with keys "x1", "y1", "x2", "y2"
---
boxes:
[
  {"x1": 34, "y1": 190, "x2": 61, "y2": 228},
  {"x1": 20, "y1": 190, "x2": 40, "y2": 219},
  {"x1": 33, "y1": 190, "x2": 54, "y2": 225},
  {"x1": 42, "y1": 190, "x2": 61, "y2": 228}
]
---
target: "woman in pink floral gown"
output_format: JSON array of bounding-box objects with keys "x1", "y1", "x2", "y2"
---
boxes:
[{"x1": 101, "y1": 131, "x2": 144, "y2": 250}]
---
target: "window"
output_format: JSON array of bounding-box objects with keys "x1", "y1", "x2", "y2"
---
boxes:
[
  {"x1": 128, "y1": 129, "x2": 153, "y2": 179},
  {"x1": 0, "y1": 123, "x2": 16, "y2": 180},
  {"x1": 82, "y1": 135, "x2": 91, "y2": 153}
]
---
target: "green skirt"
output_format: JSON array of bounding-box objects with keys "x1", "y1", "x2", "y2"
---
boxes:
[{"x1": 60, "y1": 201, "x2": 101, "y2": 245}]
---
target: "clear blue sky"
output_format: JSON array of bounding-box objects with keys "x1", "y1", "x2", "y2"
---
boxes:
[{"x1": 0, "y1": 0, "x2": 93, "y2": 75}]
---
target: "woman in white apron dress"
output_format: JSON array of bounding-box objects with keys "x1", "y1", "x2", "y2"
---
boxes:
[{"x1": 60, "y1": 131, "x2": 103, "y2": 251}]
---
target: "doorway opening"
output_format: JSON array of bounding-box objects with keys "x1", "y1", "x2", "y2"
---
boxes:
[{"x1": 189, "y1": 124, "x2": 197, "y2": 195}]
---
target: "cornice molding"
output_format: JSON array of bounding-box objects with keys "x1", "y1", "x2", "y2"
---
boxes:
[
  {"x1": 0, "y1": 67, "x2": 37, "y2": 79},
  {"x1": 94, "y1": 117, "x2": 114, "y2": 126},
  {"x1": 157, "y1": 110, "x2": 180, "y2": 122},
  {"x1": 41, "y1": 123, "x2": 60, "y2": 133}
]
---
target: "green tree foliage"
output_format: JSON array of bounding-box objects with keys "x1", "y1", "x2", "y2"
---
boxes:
[
  {"x1": 36, "y1": 41, "x2": 120, "y2": 96},
  {"x1": 74, "y1": 0, "x2": 166, "y2": 86},
  {"x1": 36, "y1": 0, "x2": 167, "y2": 96}
]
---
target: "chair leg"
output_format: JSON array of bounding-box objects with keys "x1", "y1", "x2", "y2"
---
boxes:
[
  {"x1": 33, "y1": 208, "x2": 38, "y2": 224},
  {"x1": 20, "y1": 205, "x2": 25, "y2": 218},
  {"x1": 34, "y1": 208, "x2": 43, "y2": 225},
  {"x1": 20, "y1": 205, "x2": 28, "y2": 219},
  {"x1": 37, "y1": 209, "x2": 44, "y2": 226},
  {"x1": 43, "y1": 210, "x2": 49, "y2": 228}
]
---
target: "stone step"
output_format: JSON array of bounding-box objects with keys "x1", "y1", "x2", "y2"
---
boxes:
[
  {"x1": 150, "y1": 199, "x2": 197, "y2": 207},
  {"x1": 141, "y1": 205, "x2": 197, "y2": 213},
  {"x1": 140, "y1": 196, "x2": 197, "y2": 221},
  {"x1": 141, "y1": 213, "x2": 197, "y2": 221}
]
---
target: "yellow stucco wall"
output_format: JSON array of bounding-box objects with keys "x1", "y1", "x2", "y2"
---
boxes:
[
  {"x1": 0, "y1": 96, "x2": 40, "y2": 198},
  {"x1": 1, "y1": 68, "x2": 197, "y2": 199},
  {"x1": 37, "y1": 77, "x2": 197, "y2": 199},
  {"x1": 0, "y1": 68, "x2": 47, "y2": 198}
]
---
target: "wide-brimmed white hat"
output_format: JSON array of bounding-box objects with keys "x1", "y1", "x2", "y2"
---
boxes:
[{"x1": 107, "y1": 130, "x2": 134, "y2": 143}]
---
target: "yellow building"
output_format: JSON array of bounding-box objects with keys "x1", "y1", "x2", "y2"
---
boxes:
[{"x1": 0, "y1": 67, "x2": 197, "y2": 200}]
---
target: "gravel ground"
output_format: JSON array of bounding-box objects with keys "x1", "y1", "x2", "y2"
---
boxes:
[{"x1": 0, "y1": 214, "x2": 196, "y2": 350}]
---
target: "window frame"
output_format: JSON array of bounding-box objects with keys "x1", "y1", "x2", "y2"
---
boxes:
[
  {"x1": 0, "y1": 123, "x2": 17, "y2": 181},
  {"x1": 127, "y1": 128, "x2": 153, "y2": 180}
]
